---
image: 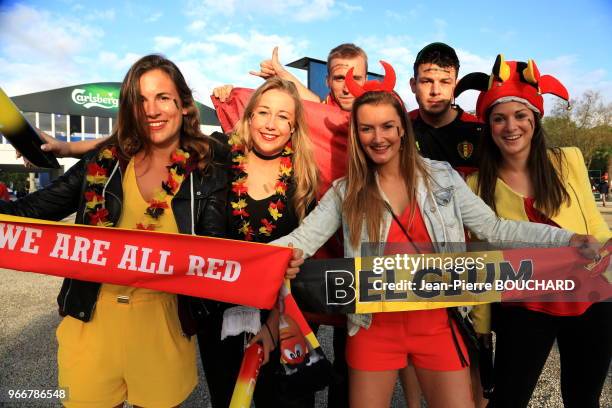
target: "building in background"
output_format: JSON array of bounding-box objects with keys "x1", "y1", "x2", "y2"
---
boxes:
[{"x1": 0, "y1": 82, "x2": 220, "y2": 186}]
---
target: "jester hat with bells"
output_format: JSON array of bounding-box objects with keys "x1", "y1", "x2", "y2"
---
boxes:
[{"x1": 454, "y1": 54, "x2": 570, "y2": 120}]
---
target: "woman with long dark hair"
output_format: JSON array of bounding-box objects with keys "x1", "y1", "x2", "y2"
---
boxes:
[
  {"x1": 458, "y1": 55, "x2": 611, "y2": 408},
  {"x1": 272, "y1": 62, "x2": 597, "y2": 408},
  {"x1": 0, "y1": 54, "x2": 227, "y2": 407}
]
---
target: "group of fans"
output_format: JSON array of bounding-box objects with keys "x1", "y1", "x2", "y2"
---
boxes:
[{"x1": 1, "y1": 41, "x2": 610, "y2": 408}]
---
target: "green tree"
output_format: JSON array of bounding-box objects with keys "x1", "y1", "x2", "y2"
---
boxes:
[{"x1": 544, "y1": 90, "x2": 612, "y2": 168}]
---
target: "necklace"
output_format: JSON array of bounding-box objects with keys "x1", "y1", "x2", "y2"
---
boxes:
[
  {"x1": 136, "y1": 149, "x2": 190, "y2": 230},
  {"x1": 84, "y1": 146, "x2": 118, "y2": 227},
  {"x1": 251, "y1": 147, "x2": 284, "y2": 161},
  {"x1": 228, "y1": 132, "x2": 293, "y2": 241},
  {"x1": 83, "y1": 146, "x2": 190, "y2": 230}
]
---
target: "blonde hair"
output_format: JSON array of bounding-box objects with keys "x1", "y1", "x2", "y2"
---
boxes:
[
  {"x1": 233, "y1": 78, "x2": 318, "y2": 221},
  {"x1": 343, "y1": 91, "x2": 429, "y2": 249}
]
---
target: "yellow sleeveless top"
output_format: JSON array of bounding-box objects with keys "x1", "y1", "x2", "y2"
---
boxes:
[{"x1": 103, "y1": 158, "x2": 179, "y2": 297}]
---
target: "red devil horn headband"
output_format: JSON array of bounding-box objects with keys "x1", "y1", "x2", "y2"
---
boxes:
[{"x1": 345, "y1": 60, "x2": 397, "y2": 98}]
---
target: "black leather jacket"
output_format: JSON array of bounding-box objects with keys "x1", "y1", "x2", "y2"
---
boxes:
[{"x1": 0, "y1": 146, "x2": 227, "y2": 335}]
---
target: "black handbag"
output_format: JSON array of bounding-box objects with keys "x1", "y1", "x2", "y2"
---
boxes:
[{"x1": 448, "y1": 307, "x2": 494, "y2": 399}]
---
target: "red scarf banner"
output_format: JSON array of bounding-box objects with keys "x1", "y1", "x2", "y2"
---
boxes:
[
  {"x1": 0, "y1": 214, "x2": 291, "y2": 309},
  {"x1": 290, "y1": 243, "x2": 611, "y2": 315},
  {"x1": 3, "y1": 214, "x2": 609, "y2": 314}
]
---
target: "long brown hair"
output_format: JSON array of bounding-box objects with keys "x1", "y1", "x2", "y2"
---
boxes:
[
  {"x1": 343, "y1": 91, "x2": 429, "y2": 249},
  {"x1": 232, "y1": 78, "x2": 318, "y2": 221},
  {"x1": 476, "y1": 111, "x2": 570, "y2": 217},
  {"x1": 106, "y1": 54, "x2": 211, "y2": 169}
]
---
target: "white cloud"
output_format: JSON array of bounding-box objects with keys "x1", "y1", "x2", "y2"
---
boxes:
[
  {"x1": 0, "y1": 4, "x2": 132, "y2": 96},
  {"x1": 384, "y1": 7, "x2": 420, "y2": 21},
  {"x1": 187, "y1": 20, "x2": 206, "y2": 32},
  {"x1": 539, "y1": 55, "x2": 612, "y2": 107},
  {"x1": 208, "y1": 33, "x2": 249, "y2": 48},
  {"x1": 145, "y1": 12, "x2": 163, "y2": 22},
  {"x1": 354, "y1": 35, "x2": 418, "y2": 108},
  {"x1": 0, "y1": 57, "x2": 89, "y2": 96},
  {"x1": 86, "y1": 8, "x2": 116, "y2": 21},
  {"x1": 500, "y1": 31, "x2": 517, "y2": 41},
  {"x1": 154, "y1": 36, "x2": 183, "y2": 51},
  {"x1": 185, "y1": 0, "x2": 337, "y2": 23},
  {"x1": 245, "y1": 31, "x2": 308, "y2": 60},
  {"x1": 456, "y1": 49, "x2": 493, "y2": 76},
  {"x1": 338, "y1": 2, "x2": 362, "y2": 12},
  {"x1": 186, "y1": 0, "x2": 239, "y2": 18},
  {"x1": 384, "y1": 10, "x2": 403, "y2": 20},
  {"x1": 156, "y1": 30, "x2": 308, "y2": 103},
  {"x1": 0, "y1": 2, "x2": 312, "y2": 108},
  {"x1": 294, "y1": 0, "x2": 335, "y2": 22},
  {"x1": 98, "y1": 51, "x2": 143, "y2": 72},
  {"x1": 0, "y1": 4, "x2": 104, "y2": 61},
  {"x1": 178, "y1": 41, "x2": 217, "y2": 57},
  {"x1": 205, "y1": 30, "x2": 307, "y2": 61}
]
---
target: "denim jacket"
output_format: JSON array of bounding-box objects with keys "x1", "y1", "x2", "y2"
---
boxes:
[{"x1": 272, "y1": 158, "x2": 574, "y2": 335}]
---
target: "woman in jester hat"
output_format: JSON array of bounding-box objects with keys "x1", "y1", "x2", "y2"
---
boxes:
[{"x1": 459, "y1": 54, "x2": 611, "y2": 408}]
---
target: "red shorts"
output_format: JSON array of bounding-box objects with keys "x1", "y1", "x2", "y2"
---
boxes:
[{"x1": 346, "y1": 308, "x2": 468, "y2": 371}]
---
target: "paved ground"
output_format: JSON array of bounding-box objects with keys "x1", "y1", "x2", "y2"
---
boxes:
[{"x1": 0, "y1": 205, "x2": 610, "y2": 407}]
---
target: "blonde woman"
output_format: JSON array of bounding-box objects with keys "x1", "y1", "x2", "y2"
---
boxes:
[{"x1": 199, "y1": 77, "x2": 319, "y2": 408}]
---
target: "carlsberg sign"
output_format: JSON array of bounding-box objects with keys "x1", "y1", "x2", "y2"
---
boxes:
[{"x1": 71, "y1": 85, "x2": 119, "y2": 110}]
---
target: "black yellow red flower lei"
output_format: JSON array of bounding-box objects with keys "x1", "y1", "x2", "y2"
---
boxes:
[
  {"x1": 228, "y1": 132, "x2": 293, "y2": 241},
  {"x1": 83, "y1": 146, "x2": 190, "y2": 230},
  {"x1": 136, "y1": 149, "x2": 190, "y2": 231},
  {"x1": 84, "y1": 146, "x2": 118, "y2": 227}
]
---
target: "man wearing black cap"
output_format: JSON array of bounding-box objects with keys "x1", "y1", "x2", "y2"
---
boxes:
[{"x1": 409, "y1": 42, "x2": 484, "y2": 177}]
